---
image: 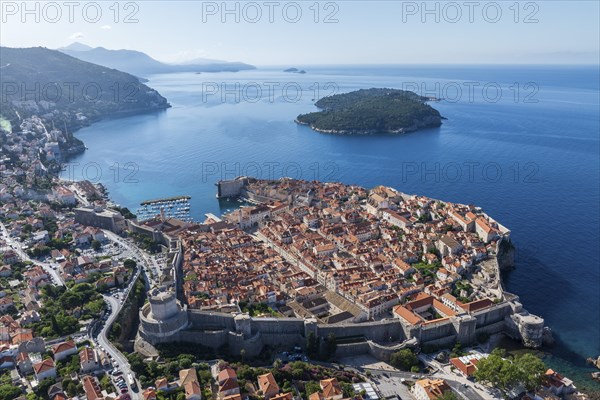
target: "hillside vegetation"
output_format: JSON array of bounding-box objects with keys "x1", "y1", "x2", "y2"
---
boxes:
[
  {"x1": 0, "y1": 46, "x2": 170, "y2": 135},
  {"x1": 296, "y1": 88, "x2": 442, "y2": 135}
]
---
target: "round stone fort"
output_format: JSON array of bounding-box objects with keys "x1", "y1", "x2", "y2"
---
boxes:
[
  {"x1": 139, "y1": 288, "x2": 189, "y2": 342},
  {"x1": 148, "y1": 290, "x2": 180, "y2": 320}
]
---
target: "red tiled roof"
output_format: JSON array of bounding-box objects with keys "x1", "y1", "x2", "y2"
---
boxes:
[{"x1": 33, "y1": 358, "x2": 55, "y2": 374}]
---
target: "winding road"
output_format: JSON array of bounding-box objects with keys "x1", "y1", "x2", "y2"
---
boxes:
[{"x1": 94, "y1": 262, "x2": 142, "y2": 399}]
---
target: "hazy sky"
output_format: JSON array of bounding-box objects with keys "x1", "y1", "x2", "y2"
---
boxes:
[{"x1": 1, "y1": 1, "x2": 599, "y2": 65}]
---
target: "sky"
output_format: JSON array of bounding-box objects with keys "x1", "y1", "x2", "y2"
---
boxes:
[{"x1": 1, "y1": 1, "x2": 599, "y2": 65}]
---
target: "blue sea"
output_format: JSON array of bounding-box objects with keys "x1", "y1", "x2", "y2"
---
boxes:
[{"x1": 62, "y1": 65, "x2": 600, "y2": 389}]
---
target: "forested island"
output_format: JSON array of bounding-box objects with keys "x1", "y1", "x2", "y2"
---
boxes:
[{"x1": 296, "y1": 88, "x2": 443, "y2": 135}]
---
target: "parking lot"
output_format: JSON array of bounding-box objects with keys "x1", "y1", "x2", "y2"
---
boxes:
[{"x1": 277, "y1": 347, "x2": 309, "y2": 363}]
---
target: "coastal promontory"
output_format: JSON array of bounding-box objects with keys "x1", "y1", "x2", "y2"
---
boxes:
[
  {"x1": 0, "y1": 46, "x2": 171, "y2": 146},
  {"x1": 296, "y1": 88, "x2": 443, "y2": 135}
]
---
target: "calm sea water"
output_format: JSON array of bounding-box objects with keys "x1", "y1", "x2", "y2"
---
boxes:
[{"x1": 62, "y1": 65, "x2": 600, "y2": 389}]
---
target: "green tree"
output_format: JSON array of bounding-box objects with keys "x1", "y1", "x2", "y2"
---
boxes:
[
  {"x1": 450, "y1": 342, "x2": 465, "y2": 358},
  {"x1": 59, "y1": 291, "x2": 82, "y2": 310},
  {"x1": 306, "y1": 332, "x2": 318, "y2": 357},
  {"x1": 340, "y1": 382, "x2": 355, "y2": 398},
  {"x1": 50, "y1": 314, "x2": 60, "y2": 335},
  {"x1": 66, "y1": 381, "x2": 78, "y2": 397},
  {"x1": 516, "y1": 353, "x2": 546, "y2": 391},
  {"x1": 474, "y1": 348, "x2": 508, "y2": 391},
  {"x1": 100, "y1": 374, "x2": 112, "y2": 391},
  {"x1": 147, "y1": 361, "x2": 160, "y2": 378},
  {"x1": 390, "y1": 348, "x2": 419, "y2": 371},
  {"x1": 177, "y1": 355, "x2": 193, "y2": 370},
  {"x1": 324, "y1": 333, "x2": 337, "y2": 359},
  {"x1": 0, "y1": 384, "x2": 23, "y2": 400},
  {"x1": 128, "y1": 353, "x2": 146, "y2": 375},
  {"x1": 304, "y1": 381, "x2": 321, "y2": 397},
  {"x1": 437, "y1": 391, "x2": 459, "y2": 400},
  {"x1": 474, "y1": 348, "x2": 544, "y2": 395},
  {"x1": 91, "y1": 240, "x2": 101, "y2": 251},
  {"x1": 34, "y1": 378, "x2": 55, "y2": 397}
]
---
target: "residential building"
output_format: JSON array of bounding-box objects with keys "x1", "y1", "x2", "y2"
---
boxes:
[
  {"x1": 80, "y1": 347, "x2": 102, "y2": 374},
  {"x1": 179, "y1": 368, "x2": 202, "y2": 400},
  {"x1": 52, "y1": 340, "x2": 77, "y2": 361},
  {"x1": 257, "y1": 372, "x2": 280, "y2": 400},
  {"x1": 33, "y1": 358, "x2": 56, "y2": 381},
  {"x1": 412, "y1": 378, "x2": 452, "y2": 400}
]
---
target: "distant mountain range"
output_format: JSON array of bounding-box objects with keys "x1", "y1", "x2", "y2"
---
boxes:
[{"x1": 58, "y1": 42, "x2": 255, "y2": 76}]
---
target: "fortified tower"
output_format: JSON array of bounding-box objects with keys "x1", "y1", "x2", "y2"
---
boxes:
[
  {"x1": 149, "y1": 290, "x2": 179, "y2": 320},
  {"x1": 139, "y1": 288, "x2": 189, "y2": 343}
]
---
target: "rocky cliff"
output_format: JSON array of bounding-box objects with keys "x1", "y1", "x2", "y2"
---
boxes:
[{"x1": 496, "y1": 236, "x2": 516, "y2": 271}]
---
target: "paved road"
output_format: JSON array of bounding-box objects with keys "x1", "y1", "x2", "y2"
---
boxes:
[
  {"x1": 103, "y1": 230, "x2": 159, "y2": 286},
  {"x1": 95, "y1": 265, "x2": 142, "y2": 400},
  {"x1": 0, "y1": 222, "x2": 64, "y2": 285},
  {"x1": 90, "y1": 231, "x2": 151, "y2": 400}
]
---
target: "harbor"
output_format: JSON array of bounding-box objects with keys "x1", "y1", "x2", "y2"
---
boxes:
[{"x1": 136, "y1": 196, "x2": 193, "y2": 222}]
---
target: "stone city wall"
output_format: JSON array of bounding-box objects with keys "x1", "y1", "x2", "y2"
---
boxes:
[{"x1": 316, "y1": 319, "x2": 403, "y2": 342}]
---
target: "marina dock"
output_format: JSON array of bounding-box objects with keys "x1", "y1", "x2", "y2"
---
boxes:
[{"x1": 136, "y1": 196, "x2": 193, "y2": 222}]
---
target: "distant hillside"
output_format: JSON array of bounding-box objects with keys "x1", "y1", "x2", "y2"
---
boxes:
[
  {"x1": 0, "y1": 46, "x2": 170, "y2": 135},
  {"x1": 58, "y1": 42, "x2": 256, "y2": 76},
  {"x1": 296, "y1": 88, "x2": 443, "y2": 135}
]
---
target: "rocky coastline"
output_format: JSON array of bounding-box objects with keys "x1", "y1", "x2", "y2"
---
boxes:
[{"x1": 295, "y1": 114, "x2": 442, "y2": 135}]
